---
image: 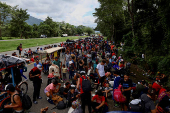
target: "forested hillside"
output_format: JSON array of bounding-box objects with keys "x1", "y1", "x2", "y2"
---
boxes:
[{"x1": 94, "y1": 0, "x2": 170, "y2": 85}]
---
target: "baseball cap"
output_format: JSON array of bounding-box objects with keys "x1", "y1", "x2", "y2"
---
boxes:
[
  {"x1": 37, "y1": 64, "x2": 42, "y2": 70},
  {"x1": 80, "y1": 71, "x2": 86, "y2": 75},
  {"x1": 5, "y1": 84, "x2": 15, "y2": 91}
]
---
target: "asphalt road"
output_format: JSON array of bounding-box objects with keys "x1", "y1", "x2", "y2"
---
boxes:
[{"x1": 25, "y1": 55, "x2": 71, "y2": 113}]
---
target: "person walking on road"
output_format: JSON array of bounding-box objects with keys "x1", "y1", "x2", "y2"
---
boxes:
[
  {"x1": 17, "y1": 43, "x2": 22, "y2": 57},
  {"x1": 29, "y1": 64, "x2": 43, "y2": 104}
]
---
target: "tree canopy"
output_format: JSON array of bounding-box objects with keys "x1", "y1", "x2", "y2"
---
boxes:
[
  {"x1": 0, "y1": 2, "x2": 95, "y2": 38},
  {"x1": 94, "y1": 0, "x2": 170, "y2": 85}
]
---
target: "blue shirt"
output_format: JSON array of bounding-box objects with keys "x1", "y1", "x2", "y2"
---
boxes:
[{"x1": 34, "y1": 62, "x2": 42, "y2": 67}]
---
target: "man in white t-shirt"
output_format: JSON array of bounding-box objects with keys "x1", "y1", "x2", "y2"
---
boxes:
[{"x1": 96, "y1": 59, "x2": 106, "y2": 87}]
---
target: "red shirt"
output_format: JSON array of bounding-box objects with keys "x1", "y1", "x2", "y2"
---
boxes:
[
  {"x1": 80, "y1": 76, "x2": 89, "y2": 94},
  {"x1": 92, "y1": 95, "x2": 108, "y2": 106},
  {"x1": 152, "y1": 82, "x2": 162, "y2": 92},
  {"x1": 119, "y1": 64, "x2": 125, "y2": 68},
  {"x1": 112, "y1": 53, "x2": 116, "y2": 56}
]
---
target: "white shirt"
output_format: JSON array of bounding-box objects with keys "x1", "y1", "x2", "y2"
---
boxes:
[{"x1": 96, "y1": 63, "x2": 105, "y2": 77}]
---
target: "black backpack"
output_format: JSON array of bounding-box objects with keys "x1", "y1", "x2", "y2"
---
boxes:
[
  {"x1": 128, "y1": 99, "x2": 145, "y2": 112},
  {"x1": 17, "y1": 46, "x2": 19, "y2": 50},
  {"x1": 29, "y1": 70, "x2": 34, "y2": 81},
  {"x1": 13, "y1": 94, "x2": 32, "y2": 110},
  {"x1": 59, "y1": 87, "x2": 65, "y2": 95},
  {"x1": 81, "y1": 76, "x2": 91, "y2": 93}
]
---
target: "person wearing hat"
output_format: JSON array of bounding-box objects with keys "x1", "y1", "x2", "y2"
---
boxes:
[
  {"x1": 67, "y1": 85, "x2": 80, "y2": 107},
  {"x1": 30, "y1": 64, "x2": 42, "y2": 104},
  {"x1": 76, "y1": 71, "x2": 91, "y2": 113},
  {"x1": 4, "y1": 84, "x2": 23, "y2": 113}
]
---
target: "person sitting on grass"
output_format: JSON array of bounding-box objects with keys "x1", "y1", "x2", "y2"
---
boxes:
[
  {"x1": 44, "y1": 80, "x2": 61, "y2": 100},
  {"x1": 91, "y1": 90, "x2": 108, "y2": 113}
]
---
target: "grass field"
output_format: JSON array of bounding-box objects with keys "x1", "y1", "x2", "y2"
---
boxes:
[
  {"x1": 0, "y1": 36, "x2": 87, "y2": 52},
  {"x1": 1, "y1": 37, "x2": 22, "y2": 40}
]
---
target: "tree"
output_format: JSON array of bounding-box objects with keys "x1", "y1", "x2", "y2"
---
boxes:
[
  {"x1": 10, "y1": 7, "x2": 29, "y2": 38},
  {"x1": 76, "y1": 25, "x2": 85, "y2": 35},
  {"x1": 84, "y1": 27, "x2": 94, "y2": 36},
  {"x1": 22, "y1": 23, "x2": 33, "y2": 38},
  {"x1": 93, "y1": 0, "x2": 124, "y2": 41},
  {"x1": 0, "y1": 2, "x2": 12, "y2": 37}
]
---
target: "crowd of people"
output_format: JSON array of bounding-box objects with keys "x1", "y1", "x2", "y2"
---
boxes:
[{"x1": 1, "y1": 36, "x2": 170, "y2": 113}]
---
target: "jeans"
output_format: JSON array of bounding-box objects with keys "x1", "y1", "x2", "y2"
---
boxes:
[
  {"x1": 81, "y1": 93, "x2": 91, "y2": 113},
  {"x1": 33, "y1": 82, "x2": 41, "y2": 101},
  {"x1": 20, "y1": 69, "x2": 27, "y2": 79},
  {"x1": 66, "y1": 62, "x2": 69, "y2": 68},
  {"x1": 69, "y1": 70, "x2": 74, "y2": 79},
  {"x1": 43, "y1": 64, "x2": 49, "y2": 71}
]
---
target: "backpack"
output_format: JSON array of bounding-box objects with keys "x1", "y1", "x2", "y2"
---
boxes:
[
  {"x1": 56, "y1": 101, "x2": 66, "y2": 109},
  {"x1": 59, "y1": 87, "x2": 65, "y2": 95},
  {"x1": 29, "y1": 69, "x2": 34, "y2": 81},
  {"x1": 128, "y1": 99, "x2": 145, "y2": 112},
  {"x1": 113, "y1": 85, "x2": 126, "y2": 103},
  {"x1": 17, "y1": 46, "x2": 19, "y2": 50},
  {"x1": 81, "y1": 76, "x2": 91, "y2": 93},
  {"x1": 13, "y1": 94, "x2": 32, "y2": 110}
]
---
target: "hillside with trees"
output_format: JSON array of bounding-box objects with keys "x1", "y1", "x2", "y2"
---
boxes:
[{"x1": 94, "y1": 0, "x2": 170, "y2": 85}]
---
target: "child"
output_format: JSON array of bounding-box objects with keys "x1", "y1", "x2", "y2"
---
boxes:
[
  {"x1": 62, "y1": 64, "x2": 67, "y2": 81},
  {"x1": 103, "y1": 83, "x2": 113, "y2": 98},
  {"x1": 47, "y1": 70, "x2": 55, "y2": 85},
  {"x1": 48, "y1": 70, "x2": 55, "y2": 78}
]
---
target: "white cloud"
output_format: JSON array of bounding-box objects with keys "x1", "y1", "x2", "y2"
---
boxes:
[{"x1": 1, "y1": 0, "x2": 99, "y2": 28}]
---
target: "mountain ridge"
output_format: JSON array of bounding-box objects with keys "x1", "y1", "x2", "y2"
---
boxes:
[{"x1": 25, "y1": 15, "x2": 44, "y2": 25}]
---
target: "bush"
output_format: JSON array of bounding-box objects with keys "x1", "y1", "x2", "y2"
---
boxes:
[
  {"x1": 0, "y1": 37, "x2": 2, "y2": 40},
  {"x1": 158, "y1": 56, "x2": 170, "y2": 74}
]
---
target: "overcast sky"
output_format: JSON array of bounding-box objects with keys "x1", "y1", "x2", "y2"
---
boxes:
[{"x1": 1, "y1": 0, "x2": 100, "y2": 28}]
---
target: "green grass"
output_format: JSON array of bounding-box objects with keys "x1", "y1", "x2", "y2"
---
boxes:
[
  {"x1": 0, "y1": 36, "x2": 86, "y2": 52},
  {"x1": 1, "y1": 37, "x2": 22, "y2": 40}
]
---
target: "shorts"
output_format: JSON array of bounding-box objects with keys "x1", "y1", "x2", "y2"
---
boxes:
[
  {"x1": 44, "y1": 89, "x2": 48, "y2": 94},
  {"x1": 19, "y1": 50, "x2": 21, "y2": 54}
]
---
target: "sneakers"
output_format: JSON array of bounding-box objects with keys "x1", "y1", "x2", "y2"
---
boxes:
[
  {"x1": 47, "y1": 97, "x2": 49, "y2": 100},
  {"x1": 37, "y1": 97, "x2": 42, "y2": 99},
  {"x1": 33, "y1": 101, "x2": 38, "y2": 104}
]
